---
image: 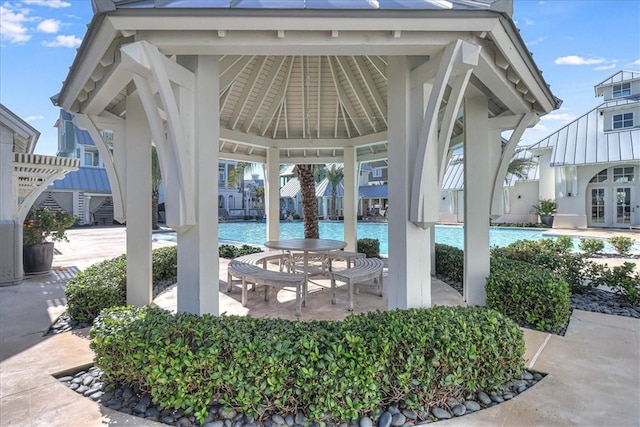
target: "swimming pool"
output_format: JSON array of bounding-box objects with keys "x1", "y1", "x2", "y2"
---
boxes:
[{"x1": 155, "y1": 221, "x2": 565, "y2": 255}]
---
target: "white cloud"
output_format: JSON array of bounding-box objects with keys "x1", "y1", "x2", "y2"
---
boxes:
[
  {"x1": 594, "y1": 64, "x2": 616, "y2": 71},
  {"x1": 540, "y1": 113, "x2": 576, "y2": 122},
  {"x1": 25, "y1": 115, "x2": 45, "y2": 122},
  {"x1": 43, "y1": 34, "x2": 81, "y2": 48},
  {"x1": 631, "y1": 59, "x2": 640, "y2": 66},
  {"x1": 23, "y1": 0, "x2": 71, "y2": 8},
  {"x1": 554, "y1": 55, "x2": 606, "y2": 65},
  {"x1": 37, "y1": 18, "x2": 60, "y2": 33},
  {"x1": 0, "y1": 4, "x2": 32, "y2": 43},
  {"x1": 527, "y1": 37, "x2": 545, "y2": 46}
]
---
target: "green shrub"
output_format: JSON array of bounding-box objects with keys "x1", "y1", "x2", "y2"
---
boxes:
[
  {"x1": 486, "y1": 258, "x2": 570, "y2": 333},
  {"x1": 91, "y1": 305, "x2": 524, "y2": 424},
  {"x1": 65, "y1": 246, "x2": 178, "y2": 323},
  {"x1": 592, "y1": 262, "x2": 640, "y2": 306},
  {"x1": 434, "y1": 243, "x2": 464, "y2": 283},
  {"x1": 578, "y1": 238, "x2": 605, "y2": 256},
  {"x1": 608, "y1": 236, "x2": 634, "y2": 254},
  {"x1": 219, "y1": 244, "x2": 262, "y2": 258},
  {"x1": 357, "y1": 238, "x2": 380, "y2": 258}
]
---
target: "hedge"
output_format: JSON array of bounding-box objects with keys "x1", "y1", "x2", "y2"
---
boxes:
[
  {"x1": 91, "y1": 305, "x2": 525, "y2": 424},
  {"x1": 65, "y1": 244, "x2": 268, "y2": 324},
  {"x1": 486, "y1": 258, "x2": 570, "y2": 333},
  {"x1": 434, "y1": 243, "x2": 464, "y2": 283},
  {"x1": 357, "y1": 238, "x2": 380, "y2": 258}
]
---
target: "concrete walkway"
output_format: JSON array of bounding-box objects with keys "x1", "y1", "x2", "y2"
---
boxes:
[{"x1": 1, "y1": 226, "x2": 639, "y2": 426}]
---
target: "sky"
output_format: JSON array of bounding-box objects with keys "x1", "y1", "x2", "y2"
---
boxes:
[{"x1": 1, "y1": 0, "x2": 639, "y2": 156}]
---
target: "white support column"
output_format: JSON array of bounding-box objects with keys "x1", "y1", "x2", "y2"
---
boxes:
[
  {"x1": 125, "y1": 92, "x2": 152, "y2": 306},
  {"x1": 343, "y1": 146, "x2": 357, "y2": 251},
  {"x1": 265, "y1": 147, "x2": 280, "y2": 242},
  {"x1": 463, "y1": 94, "x2": 491, "y2": 306},
  {"x1": 84, "y1": 195, "x2": 92, "y2": 225},
  {"x1": 177, "y1": 55, "x2": 220, "y2": 315},
  {"x1": 538, "y1": 150, "x2": 555, "y2": 200},
  {"x1": 387, "y1": 56, "x2": 431, "y2": 310},
  {"x1": 0, "y1": 128, "x2": 13, "y2": 221}
]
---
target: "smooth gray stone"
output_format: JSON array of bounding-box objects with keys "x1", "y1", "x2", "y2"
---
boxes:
[
  {"x1": 285, "y1": 415, "x2": 295, "y2": 425},
  {"x1": 521, "y1": 371, "x2": 534, "y2": 380},
  {"x1": 84, "y1": 386, "x2": 101, "y2": 397},
  {"x1": 477, "y1": 391, "x2": 492, "y2": 405},
  {"x1": 490, "y1": 395, "x2": 504, "y2": 403},
  {"x1": 69, "y1": 383, "x2": 79, "y2": 391},
  {"x1": 359, "y1": 416, "x2": 373, "y2": 427},
  {"x1": 71, "y1": 377, "x2": 83, "y2": 384},
  {"x1": 219, "y1": 408, "x2": 238, "y2": 420},
  {"x1": 122, "y1": 387, "x2": 133, "y2": 400},
  {"x1": 58, "y1": 376, "x2": 73, "y2": 382},
  {"x1": 272, "y1": 415, "x2": 286, "y2": 425},
  {"x1": 107, "y1": 399, "x2": 122, "y2": 410},
  {"x1": 401, "y1": 409, "x2": 417, "y2": 420},
  {"x1": 82, "y1": 376, "x2": 94, "y2": 386},
  {"x1": 452, "y1": 405, "x2": 466, "y2": 416},
  {"x1": 517, "y1": 385, "x2": 527, "y2": 393},
  {"x1": 177, "y1": 416, "x2": 194, "y2": 427},
  {"x1": 463, "y1": 401, "x2": 480, "y2": 411},
  {"x1": 503, "y1": 392, "x2": 514, "y2": 400},
  {"x1": 161, "y1": 416, "x2": 176, "y2": 424},
  {"x1": 204, "y1": 421, "x2": 224, "y2": 427},
  {"x1": 378, "y1": 411, "x2": 392, "y2": 427},
  {"x1": 430, "y1": 408, "x2": 451, "y2": 420},
  {"x1": 387, "y1": 405, "x2": 400, "y2": 415},
  {"x1": 120, "y1": 407, "x2": 133, "y2": 415},
  {"x1": 295, "y1": 410, "x2": 306, "y2": 425},
  {"x1": 533, "y1": 373, "x2": 543, "y2": 381},
  {"x1": 76, "y1": 385, "x2": 89, "y2": 394},
  {"x1": 391, "y1": 413, "x2": 406, "y2": 427},
  {"x1": 145, "y1": 407, "x2": 160, "y2": 418},
  {"x1": 133, "y1": 402, "x2": 148, "y2": 414},
  {"x1": 89, "y1": 391, "x2": 104, "y2": 401}
]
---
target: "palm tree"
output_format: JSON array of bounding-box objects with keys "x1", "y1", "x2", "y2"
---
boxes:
[
  {"x1": 295, "y1": 164, "x2": 319, "y2": 238},
  {"x1": 151, "y1": 146, "x2": 161, "y2": 230},
  {"x1": 326, "y1": 164, "x2": 344, "y2": 220},
  {"x1": 505, "y1": 156, "x2": 536, "y2": 183}
]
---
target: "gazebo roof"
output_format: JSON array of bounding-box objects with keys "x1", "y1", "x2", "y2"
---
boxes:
[{"x1": 56, "y1": 0, "x2": 557, "y2": 164}]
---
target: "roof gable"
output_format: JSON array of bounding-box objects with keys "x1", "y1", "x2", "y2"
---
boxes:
[{"x1": 594, "y1": 70, "x2": 640, "y2": 97}]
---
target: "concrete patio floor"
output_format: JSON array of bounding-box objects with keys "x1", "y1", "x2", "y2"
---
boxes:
[{"x1": 1, "y1": 226, "x2": 639, "y2": 426}]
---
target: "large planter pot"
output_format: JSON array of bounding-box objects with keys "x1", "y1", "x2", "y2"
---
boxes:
[
  {"x1": 23, "y1": 242, "x2": 55, "y2": 275},
  {"x1": 540, "y1": 215, "x2": 554, "y2": 227}
]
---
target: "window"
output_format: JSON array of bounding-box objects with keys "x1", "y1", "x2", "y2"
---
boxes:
[
  {"x1": 613, "y1": 112, "x2": 633, "y2": 129},
  {"x1": 612, "y1": 83, "x2": 631, "y2": 98},
  {"x1": 372, "y1": 168, "x2": 382, "y2": 178},
  {"x1": 613, "y1": 167, "x2": 635, "y2": 183},
  {"x1": 591, "y1": 188, "x2": 605, "y2": 224},
  {"x1": 219, "y1": 165, "x2": 226, "y2": 186},
  {"x1": 84, "y1": 151, "x2": 99, "y2": 166},
  {"x1": 589, "y1": 169, "x2": 608, "y2": 183}
]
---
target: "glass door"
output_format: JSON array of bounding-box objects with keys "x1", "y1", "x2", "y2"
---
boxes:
[
  {"x1": 589, "y1": 188, "x2": 606, "y2": 226},
  {"x1": 614, "y1": 187, "x2": 633, "y2": 227}
]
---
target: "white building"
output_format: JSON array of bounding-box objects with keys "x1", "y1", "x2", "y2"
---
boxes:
[{"x1": 529, "y1": 70, "x2": 640, "y2": 229}]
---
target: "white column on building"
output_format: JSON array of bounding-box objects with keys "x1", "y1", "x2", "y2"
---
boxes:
[
  {"x1": 538, "y1": 151, "x2": 555, "y2": 200},
  {"x1": 177, "y1": 55, "x2": 220, "y2": 315},
  {"x1": 387, "y1": 56, "x2": 431, "y2": 309},
  {"x1": 84, "y1": 195, "x2": 92, "y2": 225},
  {"x1": 463, "y1": 94, "x2": 491, "y2": 306},
  {"x1": 125, "y1": 92, "x2": 153, "y2": 306},
  {"x1": 343, "y1": 146, "x2": 357, "y2": 251},
  {"x1": 0, "y1": 128, "x2": 14, "y2": 221},
  {"x1": 265, "y1": 147, "x2": 280, "y2": 242}
]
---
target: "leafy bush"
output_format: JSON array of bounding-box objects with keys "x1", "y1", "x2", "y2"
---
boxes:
[
  {"x1": 91, "y1": 305, "x2": 524, "y2": 424},
  {"x1": 23, "y1": 207, "x2": 76, "y2": 244},
  {"x1": 219, "y1": 244, "x2": 262, "y2": 259},
  {"x1": 578, "y1": 238, "x2": 605, "y2": 256},
  {"x1": 434, "y1": 243, "x2": 464, "y2": 283},
  {"x1": 65, "y1": 246, "x2": 178, "y2": 323},
  {"x1": 486, "y1": 258, "x2": 570, "y2": 333},
  {"x1": 592, "y1": 262, "x2": 640, "y2": 306},
  {"x1": 357, "y1": 238, "x2": 380, "y2": 258},
  {"x1": 608, "y1": 236, "x2": 634, "y2": 254},
  {"x1": 532, "y1": 198, "x2": 557, "y2": 216}
]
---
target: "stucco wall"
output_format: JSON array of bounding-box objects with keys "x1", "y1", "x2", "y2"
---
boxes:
[{"x1": 503, "y1": 181, "x2": 539, "y2": 223}]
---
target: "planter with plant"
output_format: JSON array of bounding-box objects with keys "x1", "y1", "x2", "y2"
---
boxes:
[
  {"x1": 532, "y1": 198, "x2": 557, "y2": 227},
  {"x1": 23, "y1": 207, "x2": 76, "y2": 275}
]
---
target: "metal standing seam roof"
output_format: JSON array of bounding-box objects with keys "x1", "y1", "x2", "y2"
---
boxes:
[
  {"x1": 103, "y1": 0, "x2": 501, "y2": 11},
  {"x1": 48, "y1": 167, "x2": 112, "y2": 192},
  {"x1": 316, "y1": 177, "x2": 344, "y2": 197},
  {"x1": 61, "y1": 110, "x2": 95, "y2": 146},
  {"x1": 527, "y1": 101, "x2": 640, "y2": 167},
  {"x1": 358, "y1": 184, "x2": 388, "y2": 198},
  {"x1": 280, "y1": 177, "x2": 301, "y2": 198}
]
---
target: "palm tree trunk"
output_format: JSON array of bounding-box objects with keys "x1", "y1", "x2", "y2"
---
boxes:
[
  {"x1": 151, "y1": 190, "x2": 159, "y2": 230},
  {"x1": 297, "y1": 164, "x2": 319, "y2": 238}
]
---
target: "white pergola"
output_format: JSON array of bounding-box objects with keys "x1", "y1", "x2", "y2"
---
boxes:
[
  {"x1": 54, "y1": 0, "x2": 558, "y2": 314},
  {"x1": 0, "y1": 104, "x2": 79, "y2": 285}
]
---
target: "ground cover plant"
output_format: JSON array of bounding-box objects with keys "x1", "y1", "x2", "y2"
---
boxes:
[
  {"x1": 608, "y1": 236, "x2": 634, "y2": 254},
  {"x1": 90, "y1": 305, "x2": 525, "y2": 424}
]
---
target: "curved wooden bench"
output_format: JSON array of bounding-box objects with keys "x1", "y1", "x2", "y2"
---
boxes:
[
  {"x1": 227, "y1": 252, "x2": 286, "y2": 290},
  {"x1": 330, "y1": 257, "x2": 384, "y2": 311},
  {"x1": 227, "y1": 260, "x2": 305, "y2": 316}
]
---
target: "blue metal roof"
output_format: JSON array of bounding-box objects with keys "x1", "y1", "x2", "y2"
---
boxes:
[
  {"x1": 61, "y1": 110, "x2": 94, "y2": 146},
  {"x1": 49, "y1": 167, "x2": 111, "y2": 192},
  {"x1": 359, "y1": 184, "x2": 388, "y2": 198}
]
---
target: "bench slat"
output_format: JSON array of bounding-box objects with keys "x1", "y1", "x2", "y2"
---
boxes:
[{"x1": 330, "y1": 257, "x2": 384, "y2": 311}]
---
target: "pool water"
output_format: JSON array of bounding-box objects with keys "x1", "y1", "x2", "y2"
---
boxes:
[{"x1": 155, "y1": 221, "x2": 566, "y2": 255}]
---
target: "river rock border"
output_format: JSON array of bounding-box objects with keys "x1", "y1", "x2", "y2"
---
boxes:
[{"x1": 59, "y1": 367, "x2": 544, "y2": 427}]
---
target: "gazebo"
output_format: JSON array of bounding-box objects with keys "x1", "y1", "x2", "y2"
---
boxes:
[{"x1": 53, "y1": 0, "x2": 559, "y2": 315}]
